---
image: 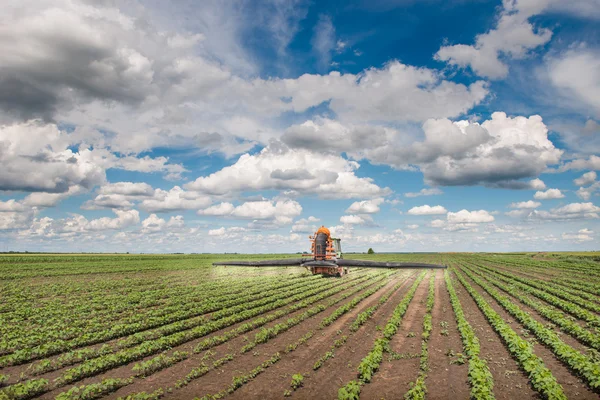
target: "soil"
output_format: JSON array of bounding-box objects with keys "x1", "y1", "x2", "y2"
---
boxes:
[
  {"x1": 424, "y1": 269, "x2": 470, "y2": 400},
  {"x1": 458, "y1": 268, "x2": 599, "y2": 400}
]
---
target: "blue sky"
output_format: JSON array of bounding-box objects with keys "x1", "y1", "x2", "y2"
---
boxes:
[{"x1": 0, "y1": 0, "x2": 599, "y2": 253}]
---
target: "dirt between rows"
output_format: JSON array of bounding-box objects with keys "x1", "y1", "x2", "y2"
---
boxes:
[
  {"x1": 3, "y1": 275, "x2": 319, "y2": 382},
  {"x1": 449, "y1": 269, "x2": 539, "y2": 400},
  {"x1": 422, "y1": 269, "x2": 470, "y2": 400},
  {"x1": 35, "y1": 272, "x2": 375, "y2": 399},
  {"x1": 225, "y1": 271, "x2": 419, "y2": 400},
  {"x1": 167, "y1": 271, "x2": 414, "y2": 400},
  {"x1": 106, "y1": 271, "x2": 387, "y2": 399},
  {"x1": 482, "y1": 263, "x2": 600, "y2": 306},
  {"x1": 357, "y1": 272, "x2": 430, "y2": 400},
  {"x1": 458, "y1": 268, "x2": 598, "y2": 400},
  {"x1": 466, "y1": 267, "x2": 598, "y2": 355}
]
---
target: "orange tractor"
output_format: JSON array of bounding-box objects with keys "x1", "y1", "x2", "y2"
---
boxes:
[{"x1": 213, "y1": 225, "x2": 446, "y2": 277}]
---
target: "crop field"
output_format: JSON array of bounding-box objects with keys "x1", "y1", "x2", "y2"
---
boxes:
[{"x1": 1, "y1": 252, "x2": 600, "y2": 400}]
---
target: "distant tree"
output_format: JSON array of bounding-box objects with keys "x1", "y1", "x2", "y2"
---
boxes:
[{"x1": 367, "y1": 248, "x2": 375, "y2": 254}]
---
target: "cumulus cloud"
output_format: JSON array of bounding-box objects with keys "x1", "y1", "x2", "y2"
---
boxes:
[
  {"x1": 447, "y1": 210, "x2": 495, "y2": 224},
  {"x1": 562, "y1": 228, "x2": 595, "y2": 242},
  {"x1": 574, "y1": 171, "x2": 597, "y2": 186},
  {"x1": 140, "y1": 187, "x2": 212, "y2": 213},
  {"x1": 340, "y1": 214, "x2": 372, "y2": 225},
  {"x1": 509, "y1": 200, "x2": 541, "y2": 209},
  {"x1": 0, "y1": 200, "x2": 35, "y2": 230},
  {"x1": 362, "y1": 113, "x2": 561, "y2": 187},
  {"x1": 291, "y1": 216, "x2": 320, "y2": 233},
  {"x1": 19, "y1": 209, "x2": 140, "y2": 238},
  {"x1": 546, "y1": 48, "x2": 600, "y2": 115},
  {"x1": 556, "y1": 155, "x2": 600, "y2": 172},
  {"x1": 345, "y1": 198, "x2": 384, "y2": 214},
  {"x1": 0, "y1": 121, "x2": 105, "y2": 193},
  {"x1": 185, "y1": 142, "x2": 390, "y2": 200},
  {"x1": 435, "y1": 0, "x2": 553, "y2": 79},
  {"x1": 534, "y1": 188, "x2": 565, "y2": 200},
  {"x1": 576, "y1": 182, "x2": 600, "y2": 201},
  {"x1": 142, "y1": 214, "x2": 185, "y2": 233},
  {"x1": 407, "y1": 205, "x2": 448, "y2": 215},
  {"x1": 231, "y1": 199, "x2": 302, "y2": 224},
  {"x1": 529, "y1": 202, "x2": 600, "y2": 220},
  {"x1": 430, "y1": 209, "x2": 494, "y2": 231},
  {"x1": 198, "y1": 198, "x2": 302, "y2": 225},
  {"x1": 197, "y1": 202, "x2": 236, "y2": 216},
  {"x1": 405, "y1": 188, "x2": 443, "y2": 198}
]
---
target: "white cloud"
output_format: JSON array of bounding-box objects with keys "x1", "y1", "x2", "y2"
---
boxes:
[
  {"x1": 529, "y1": 178, "x2": 547, "y2": 190},
  {"x1": 435, "y1": 0, "x2": 552, "y2": 79},
  {"x1": 407, "y1": 205, "x2": 448, "y2": 216},
  {"x1": 509, "y1": 200, "x2": 541, "y2": 209},
  {"x1": 406, "y1": 224, "x2": 419, "y2": 229},
  {"x1": 198, "y1": 198, "x2": 302, "y2": 226},
  {"x1": 363, "y1": 112, "x2": 561, "y2": 187},
  {"x1": 142, "y1": 214, "x2": 184, "y2": 233},
  {"x1": 576, "y1": 182, "x2": 600, "y2": 201},
  {"x1": 140, "y1": 186, "x2": 212, "y2": 213},
  {"x1": 562, "y1": 228, "x2": 595, "y2": 242},
  {"x1": 185, "y1": 142, "x2": 390, "y2": 200},
  {"x1": 429, "y1": 209, "x2": 494, "y2": 232},
  {"x1": 0, "y1": 121, "x2": 105, "y2": 193},
  {"x1": 534, "y1": 188, "x2": 565, "y2": 200},
  {"x1": 87, "y1": 209, "x2": 140, "y2": 231},
  {"x1": 340, "y1": 215, "x2": 372, "y2": 225},
  {"x1": 447, "y1": 210, "x2": 494, "y2": 224},
  {"x1": 291, "y1": 216, "x2": 320, "y2": 233},
  {"x1": 546, "y1": 48, "x2": 600, "y2": 115},
  {"x1": 231, "y1": 199, "x2": 302, "y2": 225},
  {"x1": 345, "y1": 198, "x2": 384, "y2": 214},
  {"x1": 505, "y1": 209, "x2": 529, "y2": 218},
  {"x1": 197, "y1": 202, "x2": 236, "y2": 216},
  {"x1": 530, "y1": 202, "x2": 600, "y2": 220},
  {"x1": 574, "y1": 171, "x2": 597, "y2": 186},
  {"x1": 23, "y1": 186, "x2": 85, "y2": 208},
  {"x1": 556, "y1": 155, "x2": 600, "y2": 172},
  {"x1": 312, "y1": 14, "x2": 335, "y2": 70},
  {"x1": 404, "y1": 188, "x2": 443, "y2": 198}
]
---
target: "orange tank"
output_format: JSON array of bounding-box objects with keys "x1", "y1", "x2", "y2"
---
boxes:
[{"x1": 316, "y1": 226, "x2": 330, "y2": 238}]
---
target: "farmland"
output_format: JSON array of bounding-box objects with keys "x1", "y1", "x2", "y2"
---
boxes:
[{"x1": 1, "y1": 253, "x2": 600, "y2": 400}]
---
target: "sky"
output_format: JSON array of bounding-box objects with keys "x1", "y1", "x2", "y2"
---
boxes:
[{"x1": 0, "y1": 0, "x2": 599, "y2": 253}]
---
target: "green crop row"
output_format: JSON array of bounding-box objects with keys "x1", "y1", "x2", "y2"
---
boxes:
[
  {"x1": 1, "y1": 272, "x2": 325, "y2": 368},
  {"x1": 194, "y1": 272, "x2": 378, "y2": 353},
  {"x1": 444, "y1": 270, "x2": 494, "y2": 400},
  {"x1": 472, "y1": 263, "x2": 600, "y2": 314},
  {"x1": 460, "y1": 265, "x2": 600, "y2": 390},
  {"x1": 55, "y1": 377, "x2": 133, "y2": 400},
  {"x1": 337, "y1": 271, "x2": 427, "y2": 400},
  {"x1": 467, "y1": 263, "x2": 600, "y2": 327},
  {"x1": 349, "y1": 274, "x2": 415, "y2": 332},
  {"x1": 242, "y1": 272, "x2": 394, "y2": 353},
  {"x1": 403, "y1": 274, "x2": 435, "y2": 400},
  {"x1": 467, "y1": 267, "x2": 600, "y2": 351},
  {"x1": 452, "y1": 268, "x2": 566, "y2": 400}
]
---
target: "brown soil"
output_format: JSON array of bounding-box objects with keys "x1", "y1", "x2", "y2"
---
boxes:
[
  {"x1": 358, "y1": 272, "x2": 430, "y2": 400},
  {"x1": 450, "y1": 270, "x2": 538, "y2": 400},
  {"x1": 223, "y1": 271, "x2": 417, "y2": 400},
  {"x1": 221, "y1": 272, "x2": 420, "y2": 400},
  {"x1": 424, "y1": 269, "x2": 470, "y2": 400},
  {"x1": 109, "y1": 271, "x2": 391, "y2": 400},
  {"x1": 38, "y1": 272, "x2": 375, "y2": 399},
  {"x1": 458, "y1": 268, "x2": 598, "y2": 400}
]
